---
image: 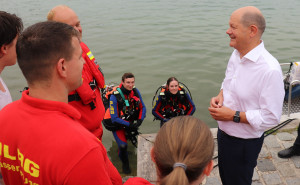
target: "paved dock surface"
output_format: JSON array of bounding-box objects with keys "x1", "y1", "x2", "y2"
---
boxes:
[{"x1": 137, "y1": 119, "x2": 300, "y2": 185}]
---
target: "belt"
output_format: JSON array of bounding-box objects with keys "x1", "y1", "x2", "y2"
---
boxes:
[{"x1": 218, "y1": 128, "x2": 262, "y2": 141}]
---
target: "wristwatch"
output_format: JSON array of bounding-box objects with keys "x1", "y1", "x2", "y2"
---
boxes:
[{"x1": 233, "y1": 111, "x2": 240, "y2": 123}]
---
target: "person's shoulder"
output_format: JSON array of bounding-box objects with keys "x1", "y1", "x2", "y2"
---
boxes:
[
  {"x1": 80, "y1": 41, "x2": 89, "y2": 51},
  {"x1": 260, "y1": 49, "x2": 281, "y2": 71},
  {"x1": 124, "y1": 177, "x2": 153, "y2": 185},
  {"x1": 0, "y1": 100, "x2": 21, "y2": 117},
  {"x1": 133, "y1": 87, "x2": 141, "y2": 94},
  {"x1": 80, "y1": 41, "x2": 95, "y2": 56}
]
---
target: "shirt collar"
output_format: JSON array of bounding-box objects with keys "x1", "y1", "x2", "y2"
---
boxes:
[
  {"x1": 234, "y1": 41, "x2": 264, "y2": 63},
  {"x1": 21, "y1": 90, "x2": 81, "y2": 120}
]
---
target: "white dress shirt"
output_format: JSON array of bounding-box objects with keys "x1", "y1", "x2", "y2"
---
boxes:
[
  {"x1": 0, "y1": 77, "x2": 12, "y2": 110},
  {"x1": 218, "y1": 41, "x2": 284, "y2": 138}
]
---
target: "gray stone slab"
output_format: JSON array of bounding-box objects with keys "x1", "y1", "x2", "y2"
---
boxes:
[
  {"x1": 252, "y1": 181, "x2": 263, "y2": 185},
  {"x1": 252, "y1": 169, "x2": 259, "y2": 181},
  {"x1": 282, "y1": 141, "x2": 294, "y2": 149},
  {"x1": 210, "y1": 128, "x2": 218, "y2": 139},
  {"x1": 262, "y1": 172, "x2": 282, "y2": 185},
  {"x1": 257, "y1": 159, "x2": 276, "y2": 172},
  {"x1": 209, "y1": 166, "x2": 220, "y2": 177},
  {"x1": 277, "y1": 132, "x2": 295, "y2": 141},
  {"x1": 205, "y1": 177, "x2": 222, "y2": 185},
  {"x1": 291, "y1": 156, "x2": 300, "y2": 168},
  {"x1": 213, "y1": 140, "x2": 218, "y2": 156},
  {"x1": 286, "y1": 177, "x2": 300, "y2": 185},
  {"x1": 264, "y1": 135, "x2": 281, "y2": 148},
  {"x1": 137, "y1": 134, "x2": 157, "y2": 182},
  {"x1": 292, "y1": 130, "x2": 298, "y2": 137},
  {"x1": 285, "y1": 177, "x2": 300, "y2": 185},
  {"x1": 277, "y1": 163, "x2": 296, "y2": 177},
  {"x1": 279, "y1": 119, "x2": 299, "y2": 130},
  {"x1": 259, "y1": 146, "x2": 270, "y2": 158},
  {"x1": 270, "y1": 148, "x2": 289, "y2": 163}
]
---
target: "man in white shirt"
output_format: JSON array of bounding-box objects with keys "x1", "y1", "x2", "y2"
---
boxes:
[
  {"x1": 209, "y1": 6, "x2": 284, "y2": 185},
  {"x1": 0, "y1": 11, "x2": 23, "y2": 110}
]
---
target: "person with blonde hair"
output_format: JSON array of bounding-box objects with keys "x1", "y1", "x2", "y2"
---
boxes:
[{"x1": 124, "y1": 116, "x2": 214, "y2": 185}]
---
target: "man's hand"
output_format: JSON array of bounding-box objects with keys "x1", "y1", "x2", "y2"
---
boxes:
[
  {"x1": 210, "y1": 90, "x2": 224, "y2": 108},
  {"x1": 208, "y1": 106, "x2": 235, "y2": 121}
]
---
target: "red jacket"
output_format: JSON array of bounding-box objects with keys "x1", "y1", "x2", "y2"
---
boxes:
[{"x1": 69, "y1": 42, "x2": 105, "y2": 139}]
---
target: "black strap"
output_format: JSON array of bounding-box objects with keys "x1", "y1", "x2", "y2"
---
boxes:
[{"x1": 68, "y1": 93, "x2": 81, "y2": 102}]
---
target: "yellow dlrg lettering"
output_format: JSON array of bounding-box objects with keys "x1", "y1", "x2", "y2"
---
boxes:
[
  {"x1": 24, "y1": 159, "x2": 39, "y2": 178},
  {"x1": 18, "y1": 149, "x2": 24, "y2": 168},
  {"x1": 4, "y1": 145, "x2": 16, "y2": 160},
  {"x1": 110, "y1": 101, "x2": 115, "y2": 114},
  {"x1": 18, "y1": 149, "x2": 40, "y2": 177}
]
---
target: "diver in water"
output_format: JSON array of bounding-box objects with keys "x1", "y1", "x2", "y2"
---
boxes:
[
  {"x1": 152, "y1": 77, "x2": 195, "y2": 127},
  {"x1": 103, "y1": 73, "x2": 146, "y2": 174}
]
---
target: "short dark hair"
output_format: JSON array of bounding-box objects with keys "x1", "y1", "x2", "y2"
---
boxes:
[
  {"x1": 17, "y1": 21, "x2": 80, "y2": 85},
  {"x1": 122, "y1": 72, "x2": 135, "y2": 82},
  {"x1": 241, "y1": 12, "x2": 266, "y2": 35},
  {"x1": 0, "y1": 11, "x2": 23, "y2": 47},
  {"x1": 166, "y1": 77, "x2": 178, "y2": 86}
]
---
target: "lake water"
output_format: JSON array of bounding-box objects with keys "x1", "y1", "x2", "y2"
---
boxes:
[{"x1": 2, "y1": 0, "x2": 300, "y2": 175}]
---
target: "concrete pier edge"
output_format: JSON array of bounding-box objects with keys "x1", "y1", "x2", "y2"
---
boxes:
[{"x1": 136, "y1": 119, "x2": 300, "y2": 185}]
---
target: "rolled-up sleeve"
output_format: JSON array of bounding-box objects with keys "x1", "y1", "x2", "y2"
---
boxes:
[{"x1": 246, "y1": 69, "x2": 284, "y2": 131}]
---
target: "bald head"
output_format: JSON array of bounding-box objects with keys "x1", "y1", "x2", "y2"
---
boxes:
[
  {"x1": 233, "y1": 6, "x2": 266, "y2": 36},
  {"x1": 47, "y1": 5, "x2": 82, "y2": 39}
]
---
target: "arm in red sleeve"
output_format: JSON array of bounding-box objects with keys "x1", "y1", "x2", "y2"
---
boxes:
[{"x1": 152, "y1": 95, "x2": 165, "y2": 121}]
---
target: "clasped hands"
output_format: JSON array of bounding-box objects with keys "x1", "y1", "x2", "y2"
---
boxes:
[{"x1": 208, "y1": 95, "x2": 235, "y2": 121}]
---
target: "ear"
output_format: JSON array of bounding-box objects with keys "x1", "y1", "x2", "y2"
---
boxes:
[
  {"x1": 0, "y1": 45, "x2": 7, "y2": 58},
  {"x1": 203, "y1": 160, "x2": 213, "y2": 176},
  {"x1": 150, "y1": 147, "x2": 156, "y2": 163},
  {"x1": 56, "y1": 58, "x2": 67, "y2": 78},
  {"x1": 249, "y1": 25, "x2": 258, "y2": 38}
]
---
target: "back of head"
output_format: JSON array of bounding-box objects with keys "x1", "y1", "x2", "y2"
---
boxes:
[
  {"x1": 0, "y1": 11, "x2": 23, "y2": 47},
  {"x1": 153, "y1": 116, "x2": 214, "y2": 185},
  {"x1": 17, "y1": 21, "x2": 80, "y2": 85},
  {"x1": 47, "y1": 5, "x2": 70, "y2": 21},
  {"x1": 239, "y1": 6, "x2": 266, "y2": 36}
]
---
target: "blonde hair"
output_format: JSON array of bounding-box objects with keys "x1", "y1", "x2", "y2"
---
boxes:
[{"x1": 153, "y1": 116, "x2": 214, "y2": 185}]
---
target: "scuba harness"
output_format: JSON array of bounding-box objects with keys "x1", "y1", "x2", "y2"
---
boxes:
[
  {"x1": 152, "y1": 82, "x2": 193, "y2": 121},
  {"x1": 102, "y1": 83, "x2": 141, "y2": 147}
]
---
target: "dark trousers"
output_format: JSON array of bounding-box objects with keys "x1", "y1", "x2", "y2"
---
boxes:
[
  {"x1": 217, "y1": 128, "x2": 264, "y2": 185},
  {"x1": 294, "y1": 124, "x2": 300, "y2": 148}
]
